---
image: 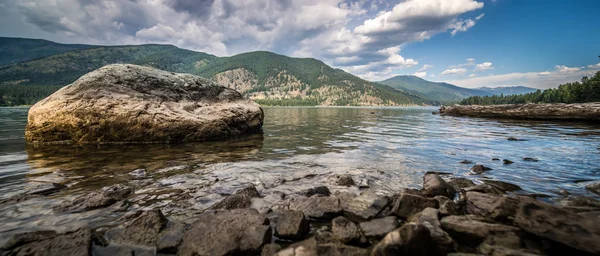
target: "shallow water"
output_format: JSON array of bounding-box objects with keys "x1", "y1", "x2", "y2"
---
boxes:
[{"x1": 0, "y1": 106, "x2": 599, "y2": 242}]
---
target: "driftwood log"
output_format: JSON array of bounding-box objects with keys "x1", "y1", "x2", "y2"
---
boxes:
[{"x1": 439, "y1": 102, "x2": 600, "y2": 121}]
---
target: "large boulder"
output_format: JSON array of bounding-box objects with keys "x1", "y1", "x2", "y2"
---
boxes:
[
  {"x1": 465, "y1": 192, "x2": 519, "y2": 222},
  {"x1": 25, "y1": 64, "x2": 263, "y2": 144},
  {"x1": 440, "y1": 215, "x2": 519, "y2": 247}
]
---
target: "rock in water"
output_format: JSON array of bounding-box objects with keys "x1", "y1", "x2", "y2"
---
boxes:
[{"x1": 25, "y1": 64, "x2": 264, "y2": 144}]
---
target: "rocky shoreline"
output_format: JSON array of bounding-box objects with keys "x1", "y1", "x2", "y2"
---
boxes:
[
  {"x1": 2, "y1": 171, "x2": 599, "y2": 256},
  {"x1": 439, "y1": 102, "x2": 600, "y2": 121}
]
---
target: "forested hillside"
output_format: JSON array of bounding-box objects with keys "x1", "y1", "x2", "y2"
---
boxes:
[
  {"x1": 460, "y1": 72, "x2": 600, "y2": 105},
  {"x1": 0, "y1": 37, "x2": 94, "y2": 67}
]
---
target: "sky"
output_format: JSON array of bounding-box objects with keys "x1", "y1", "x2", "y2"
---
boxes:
[{"x1": 0, "y1": 0, "x2": 599, "y2": 89}]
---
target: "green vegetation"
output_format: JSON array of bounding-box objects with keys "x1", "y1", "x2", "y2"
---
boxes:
[
  {"x1": 460, "y1": 72, "x2": 600, "y2": 105},
  {"x1": 0, "y1": 37, "x2": 94, "y2": 67},
  {"x1": 254, "y1": 98, "x2": 321, "y2": 106},
  {"x1": 0, "y1": 85, "x2": 62, "y2": 106}
]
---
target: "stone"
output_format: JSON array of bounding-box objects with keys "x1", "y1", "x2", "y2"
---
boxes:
[
  {"x1": 492, "y1": 158, "x2": 500, "y2": 161},
  {"x1": 156, "y1": 221, "x2": 186, "y2": 254},
  {"x1": 289, "y1": 196, "x2": 342, "y2": 220},
  {"x1": 522, "y1": 157, "x2": 539, "y2": 162},
  {"x1": 275, "y1": 210, "x2": 310, "y2": 240},
  {"x1": 300, "y1": 186, "x2": 331, "y2": 197},
  {"x1": 435, "y1": 196, "x2": 460, "y2": 216},
  {"x1": 25, "y1": 183, "x2": 66, "y2": 195},
  {"x1": 502, "y1": 159, "x2": 514, "y2": 165},
  {"x1": 53, "y1": 184, "x2": 131, "y2": 213},
  {"x1": 273, "y1": 238, "x2": 368, "y2": 256},
  {"x1": 390, "y1": 193, "x2": 438, "y2": 219},
  {"x1": 459, "y1": 160, "x2": 473, "y2": 164},
  {"x1": 463, "y1": 184, "x2": 505, "y2": 195},
  {"x1": 359, "y1": 216, "x2": 399, "y2": 240},
  {"x1": 371, "y1": 223, "x2": 435, "y2": 256},
  {"x1": 129, "y1": 168, "x2": 147, "y2": 178},
  {"x1": 514, "y1": 199, "x2": 600, "y2": 254},
  {"x1": 1, "y1": 229, "x2": 92, "y2": 256},
  {"x1": 471, "y1": 165, "x2": 492, "y2": 174},
  {"x1": 106, "y1": 209, "x2": 168, "y2": 247},
  {"x1": 331, "y1": 216, "x2": 362, "y2": 244},
  {"x1": 179, "y1": 208, "x2": 271, "y2": 256},
  {"x1": 413, "y1": 208, "x2": 455, "y2": 255},
  {"x1": 236, "y1": 185, "x2": 261, "y2": 198},
  {"x1": 25, "y1": 64, "x2": 263, "y2": 144},
  {"x1": 481, "y1": 180, "x2": 522, "y2": 192},
  {"x1": 341, "y1": 193, "x2": 390, "y2": 222},
  {"x1": 261, "y1": 243, "x2": 282, "y2": 256},
  {"x1": 465, "y1": 192, "x2": 519, "y2": 222},
  {"x1": 336, "y1": 174, "x2": 355, "y2": 187},
  {"x1": 585, "y1": 181, "x2": 600, "y2": 195},
  {"x1": 423, "y1": 172, "x2": 457, "y2": 198},
  {"x1": 210, "y1": 194, "x2": 252, "y2": 210},
  {"x1": 557, "y1": 195, "x2": 600, "y2": 209},
  {"x1": 448, "y1": 178, "x2": 476, "y2": 191},
  {"x1": 440, "y1": 215, "x2": 519, "y2": 247}
]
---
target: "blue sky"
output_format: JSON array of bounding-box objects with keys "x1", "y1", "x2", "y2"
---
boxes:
[{"x1": 0, "y1": 0, "x2": 598, "y2": 89}]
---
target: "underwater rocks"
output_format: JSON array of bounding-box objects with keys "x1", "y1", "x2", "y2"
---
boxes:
[{"x1": 25, "y1": 64, "x2": 264, "y2": 144}]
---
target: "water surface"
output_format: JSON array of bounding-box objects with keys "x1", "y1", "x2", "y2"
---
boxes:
[{"x1": 1, "y1": 106, "x2": 599, "y2": 242}]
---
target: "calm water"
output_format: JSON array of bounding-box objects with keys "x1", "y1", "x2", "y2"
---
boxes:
[{"x1": 0, "y1": 106, "x2": 599, "y2": 242}]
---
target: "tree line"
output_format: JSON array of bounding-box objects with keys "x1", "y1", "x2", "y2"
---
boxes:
[{"x1": 460, "y1": 71, "x2": 600, "y2": 105}]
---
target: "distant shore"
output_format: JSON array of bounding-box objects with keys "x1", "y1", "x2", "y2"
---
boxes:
[{"x1": 439, "y1": 102, "x2": 600, "y2": 121}]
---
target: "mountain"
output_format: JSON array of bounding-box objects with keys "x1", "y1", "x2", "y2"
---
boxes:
[
  {"x1": 0, "y1": 39, "x2": 425, "y2": 106},
  {"x1": 0, "y1": 37, "x2": 95, "y2": 67},
  {"x1": 378, "y1": 75, "x2": 537, "y2": 103}
]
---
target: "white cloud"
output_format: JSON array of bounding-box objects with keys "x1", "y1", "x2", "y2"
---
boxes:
[
  {"x1": 468, "y1": 73, "x2": 477, "y2": 77},
  {"x1": 413, "y1": 71, "x2": 427, "y2": 78},
  {"x1": 587, "y1": 63, "x2": 600, "y2": 69},
  {"x1": 441, "y1": 68, "x2": 467, "y2": 75},
  {"x1": 418, "y1": 64, "x2": 434, "y2": 71},
  {"x1": 450, "y1": 13, "x2": 484, "y2": 36},
  {"x1": 474, "y1": 62, "x2": 494, "y2": 72},
  {"x1": 445, "y1": 64, "x2": 600, "y2": 89}
]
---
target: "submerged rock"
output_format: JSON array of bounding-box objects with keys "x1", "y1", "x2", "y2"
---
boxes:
[
  {"x1": 25, "y1": 64, "x2": 263, "y2": 144},
  {"x1": 54, "y1": 184, "x2": 131, "y2": 213},
  {"x1": 25, "y1": 182, "x2": 66, "y2": 196},
  {"x1": 179, "y1": 208, "x2": 271, "y2": 256},
  {"x1": 470, "y1": 165, "x2": 492, "y2": 174},
  {"x1": 502, "y1": 159, "x2": 514, "y2": 165}
]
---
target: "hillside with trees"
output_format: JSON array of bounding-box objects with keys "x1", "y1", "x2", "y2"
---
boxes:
[
  {"x1": 460, "y1": 72, "x2": 600, "y2": 105},
  {"x1": 0, "y1": 37, "x2": 95, "y2": 67}
]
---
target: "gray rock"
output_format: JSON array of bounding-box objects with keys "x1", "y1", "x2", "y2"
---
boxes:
[
  {"x1": 502, "y1": 159, "x2": 514, "y2": 165},
  {"x1": 459, "y1": 160, "x2": 473, "y2": 164},
  {"x1": 440, "y1": 103, "x2": 600, "y2": 121},
  {"x1": 179, "y1": 208, "x2": 271, "y2": 256},
  {"x1": 371, "y1": 223, "x2": 435, "y2": 256},
  {"x1": 261, "y1": 243, "x2": 282, "y2": 256},
  {"x1": 585, "y1": 181, "x2": 600, "y2": 195},
  {"x1": 236, "y1": 185, "x2": 261, "y2": 198},
  {"x1": 1, "y1": 229, "x2": 92, "y2": 256},
  {"x1": 413, "y1": 208, "x2": 455, "y2": 255},
  {"x1": 440, "y1": 215, "x2": 519, "y2": 247},
  {"x1": 289, "y1": 196, "x2": 342, "y2": 220},
  {"x1": 210, "y1": 194, "x2": 252, "y2": 210},
  {"x1": 25, "y1": 64, "x2": 263, "y2": 144},
  {"x1": 129, "y1": 168, "x2": 147, "y2": 178},
  {"x1": 300, "y1": 186, "x2": 331, "y2": 197},
  {"x1": 466, "y1": 192, "x2": 519, "y2": 222},
  {"x1": 514, "y1": 198, "x2": 600, "y2": 254},
  {"x1": 53, "y1": 184, "x2": 131, "y2": 213},
  {"x1": 105, "y1": 209, "x2": 168, "y2": 247},
  {"x1": 423, "y1": 172, "x2": 457, "y2": 198},
  {"x1": 471, "y1": 165, "x2": 492, "y2": 174},
  {"x1": 25, "y1": 183, "x2": 66, "y2": 196},
  {"x1": 557, "y1": 195, "x2": 600, "y2": 209},
  {"x1": 435, "y1": 196, "x2": 460, "y2": 216},
  {"x1": 156, "y1": 221, "x2": 186, "y2": 254},
  {"x1": 275, "y1": 210, "x2": 309, "y2": 240},
  {"x1": 342, "y1": 193, "x2": 390, "y2": 222},
  {"x1": 463, "y1": 184, "x2": 505, "y2": 195},
  {"x1": 522, "y1": 157, "x2": 539, "y2": 162},
  {"x1": 336, "y1": 175, "x2": 355, "y2": 187},
  {"x1": 390, "y1": 193, "x2": 438, "y2": 219},
  {"x1": 448, "y1": 178, "x2": 476, "y2": 191},
  {"x1": 481, "y1": 180, "x2": 522, "y2": 192},
  {"x1": 331, "y1": 216, "x2": 362, "y2": 244},
  {"x1": 274, "y1": 237, "x2": 368, "y2": 256},
  {"x1": 359, "y1": 216, "x2": 399, "y2": 240}
]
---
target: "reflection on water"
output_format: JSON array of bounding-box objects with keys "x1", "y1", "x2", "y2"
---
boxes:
[{"x1": 0, "y1": 106, "x2": 599, "y2": 242}]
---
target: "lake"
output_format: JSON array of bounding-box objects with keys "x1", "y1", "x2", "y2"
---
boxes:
[{"x1": 0, "y1": 106, "x2": 599, "y2": 242}]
